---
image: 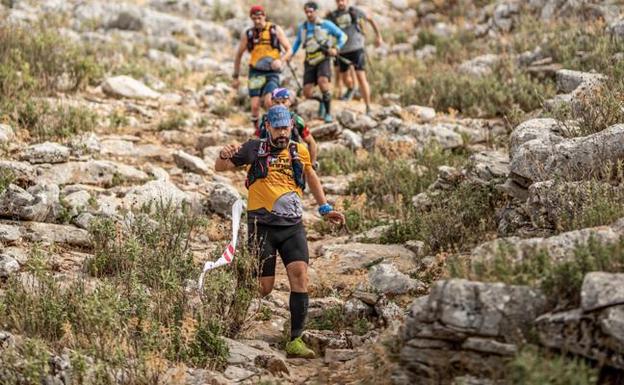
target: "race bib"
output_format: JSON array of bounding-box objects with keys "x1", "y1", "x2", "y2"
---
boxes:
[{"x1": 248, "y1": 75, "x2": 266, "y2": 90}]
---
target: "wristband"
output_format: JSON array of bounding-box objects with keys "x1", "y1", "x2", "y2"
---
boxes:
[
  {"x1": 232, "y1": 73, "x2": 239, "y2": 79},
  {"x1": 318, "y1": 203, "x2": 333, "y2": 216}
]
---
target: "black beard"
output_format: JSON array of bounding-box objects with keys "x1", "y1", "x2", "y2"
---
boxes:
[{"x1": 272, "y1": 137, "x2": 288, "y2": 149}]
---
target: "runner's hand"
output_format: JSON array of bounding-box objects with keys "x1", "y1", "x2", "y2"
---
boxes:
[
  {"x1": 231, "y1": 78, "x2": 240, "y2": 89},
  {"x1": 271, "y1": 59, "x2": 283, "y2": 71},
  {"x1": 220, "y1": 143, "x2": 241, "y2": 159},
  {"x1": 375, "y1": 36, "x2": 383, "y2": 48},
  {"x1": 327, "y1": 48, "x2": 338, "y2": 57},
  {"x1": 324, "y1": 211, "x2": 345, "y2": 225}
]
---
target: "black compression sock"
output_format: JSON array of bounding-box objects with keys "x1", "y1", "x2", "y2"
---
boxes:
[
  {"x1": 289, "y1": 291, "x2": 309, "y2": 340},
  {"x1": 322, "y1": 91, "x2": 332, "y2": 115}
]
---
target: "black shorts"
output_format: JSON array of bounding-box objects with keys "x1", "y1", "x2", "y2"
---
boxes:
[
  {"x1": 338, "y1": 49, "x2": 366, "y2": 72},
  {"x1": 303, "y1": 58, "x2": 332, "y2": 86},
  {"x1": 248, "y1": 222, "x2": 309, "y2": 277}
]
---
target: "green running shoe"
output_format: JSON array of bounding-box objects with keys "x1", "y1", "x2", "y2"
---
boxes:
[
  {"x1": 318, "y1": 102, "x2": 326, "y2": 119},
  {"x1": 285, "y1": 337, "x2": 316, "y2": 359}
]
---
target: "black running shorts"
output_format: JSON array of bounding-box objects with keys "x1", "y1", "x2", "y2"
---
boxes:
[
  {"x1": 338, "y1": 49, "x2": 366, "y2": 72},
  {"x1": 248, "y1": 222, "x2": 310, "y2": 277},
  {"x1": 303, "y1": 58, "x2": 332, "y2": 86}
]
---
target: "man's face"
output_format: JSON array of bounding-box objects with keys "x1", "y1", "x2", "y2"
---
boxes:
[
  {"x1": 268, "y1": 122, "x2": 292, "y2": 149},
  {"x1": 250, "y1": 12, "x2": 266, "y2": 28},
  {"x1": 271, "y1": 98, "x2": 291, "y2": 108},
  {"x1": 304, "y1": 7, "x2": 317, "y2": 22},
  {"x1": 336, "y1": 0, "x2": 348, "y2": 11}
]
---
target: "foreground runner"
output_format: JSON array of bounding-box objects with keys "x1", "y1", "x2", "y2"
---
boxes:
[
  {"x1": 232, "y1": 5, "x2": 292, "y2": 131},
  {"x1": 327, "y1": 0, "x2": 383, "y2": 115},
  {"x1": 215, "y1": 105, "x2": 345, "y2": 358},
  {"x1": 291, "y1": 1, "x2": 347, "y2": 123},
  {"x1": 257, "y1": 88, "x2": 318, "y2": 167}
]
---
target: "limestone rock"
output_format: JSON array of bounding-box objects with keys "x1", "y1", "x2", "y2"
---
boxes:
[
  {"x1": 21, "y1": 142, "x2": 70, "y2": 164},
  {"x1": 102, "y1": 75, "x2": 160, "y2": 100}
]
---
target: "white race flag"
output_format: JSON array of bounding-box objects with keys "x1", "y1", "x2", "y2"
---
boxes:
[{"x1": 198, "y1": 199, "x2": 245, "y2": 289}]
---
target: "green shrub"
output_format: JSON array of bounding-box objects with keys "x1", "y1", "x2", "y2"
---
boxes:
[
  {"x1": 348, "y1": 146, "x2": 469, "y2": 211},
  {"x1": 0, "y1": 168, "x2": 15, "y2": 194},
  {"x1": 157, "y1": 111, "x2": 189, "y2": 131},
  {"x1": 383, "y1": 181, "x2": 506, "y2": 253},
  {"x1": 1, "y1": 203, "x2": 259, "y2": 379},
  {"x1": 510, "y1": 16, "x2": 624, "y2": 78},
  {"x1": 16, "y1": 100, "x2": 98, "y2": 141},
  {"x1": 454, "y1": 237, "x2": 624, "y2": 308},
  {"x1": 0, "y1": 24, "x2": 101, "y2": 138},
  {"x1": 506, "y1": 346, "x2": 598, "y2": 385},
  {"x1": 369, "y1": 55, "x2": 554, "y2": 118},
  {"x1": 535, "y1": 180, "x2": 624, "y2": 233},
  {"x1": 318, "y1": 148, "x2": 368, "y2": 176},
  {"x1": 549, "y1": 80, "x2": 624, "y2": 137},
  {"x1": 307, "y1": 305, "x2": 371, "y2": 336}
]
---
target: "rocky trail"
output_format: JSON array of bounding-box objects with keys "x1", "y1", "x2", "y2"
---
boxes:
[{"x1": 2, "y1": 1, "x2": 624, "y2": 385}]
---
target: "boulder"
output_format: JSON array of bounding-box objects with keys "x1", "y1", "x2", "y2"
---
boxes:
[
  {"x1": 509, "y1": 119, "x2": 624, "y2": 186},
  {"x1": 368, "y1": 263, "x2": 424, "y2": 295},
  {"x1": 173, "y1": 150, "x2": 210, "y2": 175},
  {"x1": 102, "y1": 76, "x2": 161, "y2": 99},
  {"x1": 396, "y1": 279, "x2": 547, "y2": 383},
  {"x1": 20, "y1": 142, "x2": 70, "y2": 164},
  {"x1": 537, "y1": 272, "x2": 624, "y2": 370}
]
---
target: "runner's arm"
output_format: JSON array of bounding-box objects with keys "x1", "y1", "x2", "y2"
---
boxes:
[
  {"x1": 323, "y1": 20, "x2": 347, "y2": 49},
  {"x1": 364, "y1": 11, "x2": 383, "y2": 46},
  {"x1": 233, "y1": 31, "x2": 248, "y2": 79},
  {"x1": 291, "y1": 23, "x2": 303, "y2": 57},
  {"x1": 303, "y1": 135, "x2": 318, "y2": 165},
  {"x1": 215, "y1": 143, "x2": 243, "y2": 171},
  {"x1": 305, "y1": 167, "x2": 328, "y2": 206},
  {"x1": 275, "y1": 25, "x2": 293, "y2": 62}
]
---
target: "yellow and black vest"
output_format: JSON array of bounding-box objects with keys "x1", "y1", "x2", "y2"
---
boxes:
[{"x1": 246, "y1": 22, "x2": 281, "y2": 69}]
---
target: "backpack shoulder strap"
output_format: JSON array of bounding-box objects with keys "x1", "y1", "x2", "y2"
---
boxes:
[
  {"x1": 268, "y1": 23, "x2": 280, "y2": 50},
  {"x1": 246, "y1": 27, "x2": 254, "y2": 51},
  {"x1": 349, "y1": 6, "x2": 363, "y2": 32}
]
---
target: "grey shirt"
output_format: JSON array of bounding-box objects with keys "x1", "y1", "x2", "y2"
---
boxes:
[{"x1": 328, "y1": 7, "x2": 366, "y2": 53}]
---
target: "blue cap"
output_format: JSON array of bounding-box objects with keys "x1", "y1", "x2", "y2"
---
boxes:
[
  {"x1": 267, "y1": 105, "x2": 291, "y2": 128},
  {"x1": 271, "y1": 87, "x2": 290, "y2": 100}
]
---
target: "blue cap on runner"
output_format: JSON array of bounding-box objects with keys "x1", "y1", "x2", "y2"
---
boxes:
[
  {"x1": 271, "y1": 87, "x2": 291, "y2": 100},
  {"x1": 267, "y1": 105, "x2": 291, "y2": 128}
]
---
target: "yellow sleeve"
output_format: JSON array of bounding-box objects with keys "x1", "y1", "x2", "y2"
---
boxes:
[{"x1": 297, "y1": 143, "x2": 312, "y2": 171}]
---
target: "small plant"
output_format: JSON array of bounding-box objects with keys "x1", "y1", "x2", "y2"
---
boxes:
[
  {"x1": 108, "y1": 110, "x2": 129, "y2": 129},
  {"x1": 157, "y1": 111, "x2": 189, "y2": 131},
  {"x1": 0, "y1": 168, "x2": 15, "y2": 193},
  {"x1": 506, "y1": 346, "x2": 598, "y2": 385},
  {"x1": 383, "y1": 181, "x2": 506, "y2": 253},
  {"x1": 211, "y1": 102, "x2": 234, "y2": 118},
  {"x1": 549, "y1": 80, "x2": 624, "y2": 138},
  {"x1": 257, "y1": 305, "x2": 273, "y2": 321},
  {"x1": 16, "y1": 100, "x2": 98, "y2": 141}
]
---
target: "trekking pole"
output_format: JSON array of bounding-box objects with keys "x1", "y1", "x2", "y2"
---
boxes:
[{"x1": 286, "y1": 61, "x2": 304, "y2": 97}]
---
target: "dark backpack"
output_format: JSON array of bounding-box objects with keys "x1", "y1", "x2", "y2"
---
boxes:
[
  {"x1": 245, "y1": 139, "x2": 305, "y2": 190},
  {"x1": 327, "y1": 6, "x2": 363, "y2": 34},
  {"x1": 246, "y1": 23, "x2": 280, "y2": 52}
]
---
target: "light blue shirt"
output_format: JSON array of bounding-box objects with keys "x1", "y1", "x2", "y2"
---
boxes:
[{"x1": 292, "y1": 19, "x2": 347, "y2": 55}]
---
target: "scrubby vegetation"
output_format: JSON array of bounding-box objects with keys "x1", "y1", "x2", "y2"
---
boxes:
[
  {"x1": 452, "y1": 237, "x2": 624, "y2": 309},
  {"x1": 0, "y1": 23, "x2": 101, "y2": 140},
  {"x1": 1, "y1": 203, "x2": 257, "y2": 382}
]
